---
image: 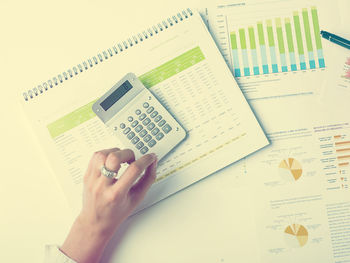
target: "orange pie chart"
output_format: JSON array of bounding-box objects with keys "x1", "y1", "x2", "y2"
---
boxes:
[
  {"x1": 284, "y1": 224, "x2": 308, "y2": 248},
  {"x1": 278, "y1": 158, "x2": 303, "y2": 181}
]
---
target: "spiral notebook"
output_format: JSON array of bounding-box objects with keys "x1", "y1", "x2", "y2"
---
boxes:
[{"x1": 21, "y1": 9, "x2": 268, "y2": 214}]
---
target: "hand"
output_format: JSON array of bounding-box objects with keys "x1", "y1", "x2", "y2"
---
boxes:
[{"x1": 60, "y1": 148, "x2": 157, "y2": 263}]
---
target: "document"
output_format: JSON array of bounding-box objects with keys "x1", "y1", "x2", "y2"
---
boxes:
[
  {"x1": 202, "y1": 0, "x2": 340, "y2": 100},
  {"x1": 321, "y1": 40, "x2": 350, "y2": 104},
  {"x1": 239, "y1": 97, "x2": 350, "y2": 263},
  {"x1": 21, "y1": 11, "x2": 268, "y2": 214}
]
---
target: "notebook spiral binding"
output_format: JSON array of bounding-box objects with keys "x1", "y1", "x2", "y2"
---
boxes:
[{"x1": 23, "y1": 8, "x2": 193, "y2": 101}]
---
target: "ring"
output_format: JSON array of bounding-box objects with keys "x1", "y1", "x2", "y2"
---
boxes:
[{"x1": 100, "y1": 165, "x2": 117, "y2": 179}]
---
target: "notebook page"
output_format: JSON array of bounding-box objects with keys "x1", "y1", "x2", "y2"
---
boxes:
[{"x1": 21, "y1": 11, "x2": 268, "y2": 213}]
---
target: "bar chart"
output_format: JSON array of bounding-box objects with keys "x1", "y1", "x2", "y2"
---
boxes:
[
  {"x1": 319, "y1": 131, "x2": 350, "y2": 191},
  {"x1": 229, "y1": 7, "x2": 325, "y2": 77}
]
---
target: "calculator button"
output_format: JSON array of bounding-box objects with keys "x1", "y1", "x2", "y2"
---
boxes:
[
  {"x1": 150, "y1": 111, "x2": 158, "y2": 118},
  {"x1": 135, "y1": 125, "x2": 143, "y2": 133},
  {"x1": 135, "y1": 109, "x2": 141, "y2": 115},
  {"x1": 148, "y1": 139, "x2": 157, "y2": 148},
  {"x1": 146, "y1": 106, "x2": 154, "y2": 114},
  {"x1": 131, "y1": 120, "x2": 139, "y2": 128},
  {"x1": 151, "y1": 128, "x2": 160, "y2": 136},
  {"x1": 123, "y1": 127, "x2": 131, "y2": 134},
  {"x1": 128, "y1": 116, "x2": 133, "y2": 122},
  {"x1": 136, "y1": 141, "x2": 144, "y2": 150},
  {"x1": 131, "y1": 136, "x2": 140, "y2": 144},
  {"x1": 154, "y1": 115, "x2": 162, "y2": 123},
  {"x1": 127, "y1": 131, "x2": 135, "y2": 140},
  {"x1": 120, "y1": 123, "x2": 126, "y2": 129},
  {"x1": 143, "y1": 102, "x2": 149, "y2": 108},
  {"x1": 144, "y1": 135, "x2": 152, "y2": 143},
  {"x1": 139, "y1": 129, "x2": 147, "y2": 137},
  {"x1": 142, "y1": 118, "x2": 151, "y2": 126},
  {"x1": 139, "y1": 113, "x2": 146, "y2": 121},
  {"x1": 162, "y1": 124, "x2": 172, "y2": 134},
  {"x1": 158, "y1": 120, "x2": 166, "y2": 127},
  {"x1": 140, "y1": 146, "x2": 149, "y2": 154},
  {"x1": 147, "y1": 123, "x2": 155, "y2": 131},
  {"x1": 156, "y1": 132, "x2": 164, "y2": 140}
]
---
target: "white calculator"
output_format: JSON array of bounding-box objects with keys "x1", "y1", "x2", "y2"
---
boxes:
[{"x1": 92, "y1": 73, "x2": 186, "y2": 161}]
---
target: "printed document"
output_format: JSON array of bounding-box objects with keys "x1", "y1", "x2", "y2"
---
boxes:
[{"x1": 21, "y1": 11, "x2": 268, "y2": 214}]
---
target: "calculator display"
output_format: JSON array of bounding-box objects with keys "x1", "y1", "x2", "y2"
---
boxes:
[
  {"x1": 100, "y1": 80, "x2": 133, "y2": 111},
  {"x1": 92, "y1": 72, "x2": 186, "y2": 162}
]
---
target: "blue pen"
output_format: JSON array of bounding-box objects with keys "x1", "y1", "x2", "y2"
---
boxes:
[{"x1": 320, "y1": 30, "x2": 350, "y2": 50}]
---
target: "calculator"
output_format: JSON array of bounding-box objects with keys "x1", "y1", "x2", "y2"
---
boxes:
[{"x1": 92, "y1": 72, "x2": 186, "y2": 161}]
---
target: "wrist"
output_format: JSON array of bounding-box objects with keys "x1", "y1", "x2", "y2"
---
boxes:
[
  {"x1": 60, "y1": 215, "x2": 112, "y2": 263},
  {"x1": 75, "y1": 214, "x2": 112, "y2": 242}
]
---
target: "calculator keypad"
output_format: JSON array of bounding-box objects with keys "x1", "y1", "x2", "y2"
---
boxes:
[
  {"x1": 136, "y1": 141, "x2": 144, "y2": 150},
  {"x1": 139, "y1": 129, "x2": 147, "y2": 137},
  {"x1": 142, "y1": 118, "x2": 151, "y2": 126},
  {"x1": 139, "y1": 113, "x2": 146, "y2": 120},
  {"x1": 147, "y1": 123, "x2": 155, "y2": 131},
  {"x1": 151, "y1": 128, "x2": 160, "y2": 136},
  {"x1": 148, "y1": 139, "x2": 157, "y2": 148},
  {"x1": 140, "y1": 147, "x2": 149, "y2": 154},
  {"x1": 156, "y1": 132, "x2": 164, "y2": 140},
  {"x1": 117, "y1": 100, "x2": 173, "y2": 156},
  {"x1": 150, "y1": 111, "x2": 158, "y2": 118},
  {"x1": 127, "y1": 131, "x2": 135, "y2": 140},
  {"x1": 131, "y1": 120, "x2": 138, "y2": 127},
  {"x1": 147, "y1": 107, "x2": 154, "y2": 114},
  {"x1": 131, "y1": 136, "x2": 140, "y2": 144},
  {"x1": 162, "y1": 124, "x2": 172, "y2": 134},
  {"x1": 154, "y1": 115, "x2": 162, "y2": 122},
  {"x1": 144, "y1": 135, "x2": 152, "y2": 142},
  {"x1": 135, "y1": 125, "x2": 143, "y2": 133},
  {"x1": 123, "y1": 127, "x2": 131, "y2": 134}
]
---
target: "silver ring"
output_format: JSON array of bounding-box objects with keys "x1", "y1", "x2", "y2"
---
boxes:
[{"x1": 100, "y1": 165, "x2": 117, "y2": 179}]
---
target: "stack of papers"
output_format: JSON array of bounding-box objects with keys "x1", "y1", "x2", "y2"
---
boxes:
[{"x1": 200, "y1": 0, "x2": 350, "y2": 262}]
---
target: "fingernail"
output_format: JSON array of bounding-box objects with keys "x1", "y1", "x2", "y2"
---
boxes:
[{"x1": 151, "y1": 153, "x2": 157, "y2": 160}]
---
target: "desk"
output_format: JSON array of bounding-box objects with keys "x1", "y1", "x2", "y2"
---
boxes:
[{"x1": 0, "y1": 1, "x2": 260, "y2": 262}]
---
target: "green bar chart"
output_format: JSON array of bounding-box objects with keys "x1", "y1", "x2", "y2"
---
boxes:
[{"x1": 228, "y1": 6, "x2": 325, "y2": 77}]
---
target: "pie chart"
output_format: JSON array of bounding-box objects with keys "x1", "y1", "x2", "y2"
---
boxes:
[
  {"x1": 278, "y1": 158, "x2": 303, "y2": 181},
  {"x1": 284, "y1": 224, "x2": 308, "y2": 248}
]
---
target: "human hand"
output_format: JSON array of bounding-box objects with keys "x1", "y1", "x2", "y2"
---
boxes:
[{"x1": 61, "y1": 148, "x2": 157, "y2": 263}]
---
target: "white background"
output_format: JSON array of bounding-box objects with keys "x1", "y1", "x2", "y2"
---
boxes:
[
  {"x1": 1, "y1": 0, "x2": 349, "y2": 262},
  {"x1": 0, "y1": 0, "x2": 261, "y2": 262}
]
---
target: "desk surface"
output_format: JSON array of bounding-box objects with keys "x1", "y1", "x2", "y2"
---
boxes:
[{"x1": 0, "y1": 1, "x2": 261, "y2": 262}]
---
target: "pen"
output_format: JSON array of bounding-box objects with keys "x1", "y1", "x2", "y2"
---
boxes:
[{"x1": 320, "y1": 30, "x2": 350, "y2": 50}]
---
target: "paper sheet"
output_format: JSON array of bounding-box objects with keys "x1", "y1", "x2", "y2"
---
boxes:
[
  {"x1": 225, "y1": 94, "x2": 350, "y2": 263},
  {"x1": 250, "y1": 120, "x2": 350, "y2": 262},
  {"x1": 201, "y1": 0, "x2": 340, "y2": 100},
  {"x1": 21, "y1": 11, "x2": 268, "y2": 214},
  {"x1": 321, "y1": 34, "x2": 350, "y2": 104}
]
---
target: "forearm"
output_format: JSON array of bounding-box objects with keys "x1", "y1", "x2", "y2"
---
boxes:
[{"x1": 60, "y1": 215, "x2": 111, "y2": 263}]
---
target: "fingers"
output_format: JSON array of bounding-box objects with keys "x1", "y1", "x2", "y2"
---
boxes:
[
  {"x1": 104, "y1": 149, "x2": 135, "y2": 171},
  {"x1": 84, "y1": 147, "x2": 120, "y2": 181},
  {"x1": 129, "y1": 159, "x2": 157, "y2": 205},
  {"x1": 101, "y1": 149, "x2": 135, "y2": 184},
  {"x1": 115, "y1": 153, "x2": 157, "y2": 193}
]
